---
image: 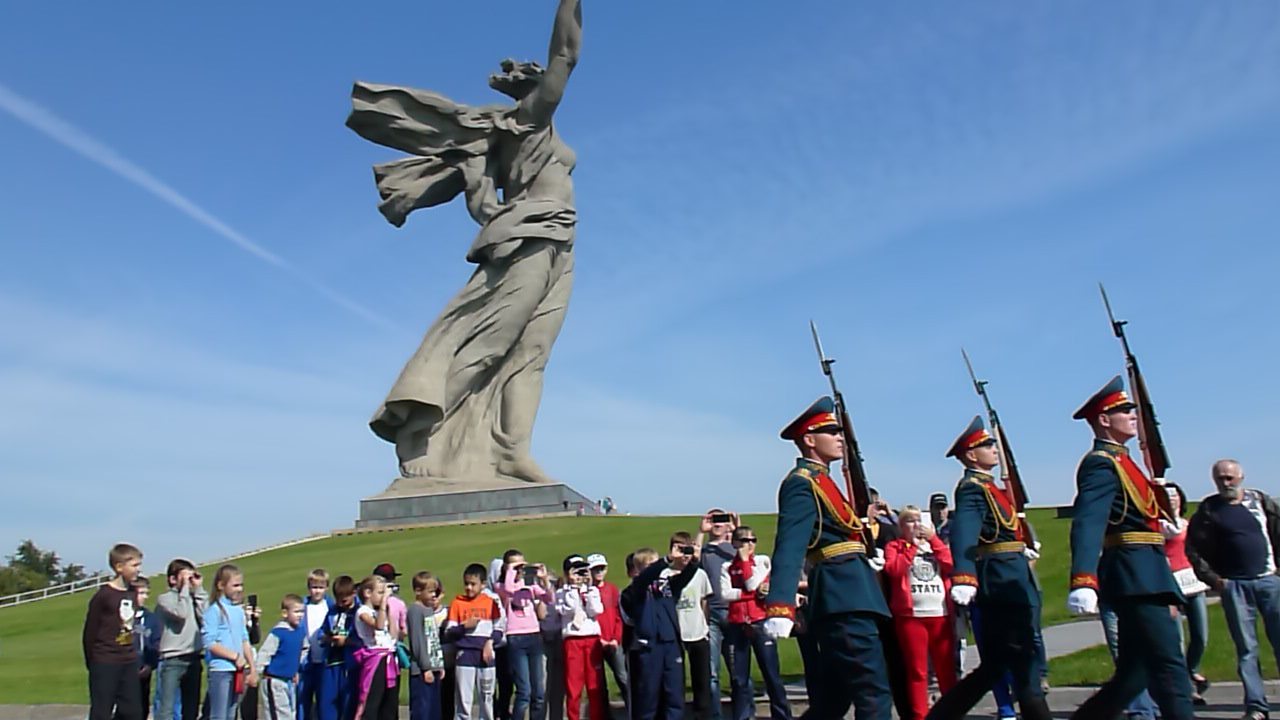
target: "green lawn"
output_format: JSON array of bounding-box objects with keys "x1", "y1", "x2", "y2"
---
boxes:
[
  {"x1": 0, "y1": 509, "x2": 1075, "y2": 704},
  {"x1": 1049, "y1": 599, "x2": 1278, "y2": 686}
]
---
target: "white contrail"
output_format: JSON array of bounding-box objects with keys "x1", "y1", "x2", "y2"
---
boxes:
[{"x1": 0, "y1": 82, "x2": 402, "y2": 333}]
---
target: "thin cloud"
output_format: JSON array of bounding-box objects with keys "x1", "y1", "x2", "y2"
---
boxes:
[{"x1": 0, "y1": 82, "x2": 402, "y2": 333}]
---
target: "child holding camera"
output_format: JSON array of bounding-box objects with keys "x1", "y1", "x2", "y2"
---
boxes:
[
  {"x1": 720, "y1": 526, "x2": 791, "y2": 720},
  {"x1": 497, "y1": 550, "x2": 552, "y2": 720},
  {"x1": 621, "y1": 541, "x2": 700, "y2": 720},
  {"x1": 353, "y1": 575, "x2": 400, "y2": 720},
  {"x1": 555, "y1": 555, "x2": 605, "y2": 720}
]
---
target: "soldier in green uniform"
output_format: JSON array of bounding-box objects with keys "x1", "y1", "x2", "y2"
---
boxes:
[
  {"x1": 763, "y1": 397, "x2": 891, "y2": 720},
  {"x1": 1065, "y1": 377, "x2": 1194, "y2": 719},
  {"x1": 925, "y1": 417, "x2": 1051, "y2": 720}
]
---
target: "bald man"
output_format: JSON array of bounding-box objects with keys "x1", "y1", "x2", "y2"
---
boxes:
[{"x1": 1187, "y1": 459, "x2": 1280, "y2": 720}]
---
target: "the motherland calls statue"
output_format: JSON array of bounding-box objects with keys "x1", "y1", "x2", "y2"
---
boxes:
[{"x1": 347, "y1": 0, "x2": 581, "y2": 489}]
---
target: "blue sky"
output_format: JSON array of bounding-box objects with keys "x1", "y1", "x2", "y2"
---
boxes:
[{"x1": 3, "y1": 3, "x2": 1279, "y2": 570}]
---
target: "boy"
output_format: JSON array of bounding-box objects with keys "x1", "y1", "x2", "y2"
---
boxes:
[
  {"x1": 668, "y1": 532, "x2": 714, "y2": 720},
  {"x1": 587, "y1": 554, "x2": 627, "y2": 718},
  {"x1": 83, "y1": 542, "x2": 145, "y2": 720},
  {"x1": 446, "y1": 564, "x2": 504, "y2": 720},
  {"x1": 134, "y1": 578, "x2": 161, "y2": 720},
  {"x1": 622, "y1": 545, "x2": 698, "y2": 720},
  {"x1": 298, "y1": 569, "x2": 334, "y2": 720},
  {"x1": 154, "y1": 558, "x2": 205, "y2": 720},
  {"x1": 555, "y1": 555, "x2": 605, "y2": 720},
  {"x1": 721, "y1": 525, "x2": 790, "y2": 720},
  {"x1": 255, "y1": 595, "x2": 308, "y2": 720},
  {"x1": 316, "y1": 576, "x2": 359, "y2": 720},
  {"x1": 407, "y1": 572, "x2": 448, "y2": 720}
]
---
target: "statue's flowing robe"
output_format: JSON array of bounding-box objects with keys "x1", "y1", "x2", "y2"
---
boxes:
[{"x1": 348, "y1": 82, "x2": 574, "y2": 481}]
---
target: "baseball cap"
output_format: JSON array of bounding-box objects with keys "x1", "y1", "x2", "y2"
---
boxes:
[
  {"x1": 563, "y1": 554, "x2": 589, "y2": 573},
  {"x1": 372, "y1": 563, "x2": 400, "y2": 580},
  {"x1": 929, "y1": 493, "x2": 949, "y2": 509},
  {"x1": 586, "y1": 553, "x2": 608, "y2": 569}
]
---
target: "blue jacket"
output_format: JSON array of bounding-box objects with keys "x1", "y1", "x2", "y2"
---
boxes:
[
  {"x1": 322, "y1": 603, "x2": 359, "y2": 667},
  {"x1": 764, "y1": 458, "x2": 889, "y2": 621},
  {"x1": 303, "y1": 596, "x2": 335, "y2": 665},
  {"x1": 1069, "y1": 439, "x2": 1182, "y2": 604},
  {"x1": 621, "y1": 559, "x2": 696, "y2": 646},
  {"x1": 949, "y1": 468, "x2": 1040, "y2": 607},
  {"x1": 258, "y1": 621, "x2": 307, "y2": 679},
  {"x1": 202, "y1": 599, "x2": 248, "y2": 672}
]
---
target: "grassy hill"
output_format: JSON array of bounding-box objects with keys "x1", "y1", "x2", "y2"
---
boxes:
[{"x1": 2, "y1": 509, "x2": 1076, "y2": 704}]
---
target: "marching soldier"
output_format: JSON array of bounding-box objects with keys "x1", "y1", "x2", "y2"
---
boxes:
[
  {"x1": 1065, "y1": 377, "x2": 1195, "y2": 719},
  {"x1": 926, "y1": 416, "x2": 1051, "y2": 720},
  {"x1": 763, "y1": 397, "x2": 892, "y2": 719}
]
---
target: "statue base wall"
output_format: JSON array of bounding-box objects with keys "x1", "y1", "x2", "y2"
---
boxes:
[{"x1": 356, "y1": 480, "x2": 596, "y2": 528}]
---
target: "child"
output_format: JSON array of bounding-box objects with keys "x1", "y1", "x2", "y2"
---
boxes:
[
  {"x1": 666, "y1": 533, "x2": 714, "y2": 720},
  {"x1": 299, "y1": 569, "x2": 334, "y2": 720},
  {"x1": 539, "y1": 572, "x2": 565, "y2": 720},
  {"x1": 353, "y1": 575, "x2": 400, "y2": 720},
  {"x1": 497, "y1": 550, "x2": 553, "y2": 720},
  {"x1": 622, "y1": 545, "x2": 698, "y2": 720},
  {"x1": 407, "y1": 572, "x2": 448, "y2": 720},
  {"x1": 586, "y1": 554, "x2": 627, "y2": 719},
  {"x1": 720, "y1": 525, "x2": 790, "y2": 720},
  {"x1": 446, "y1": 563, "x2": 504, "y2": 720},
  {"x1": 135, "y1": 578, "x2": 161, "y2": 720},
  {"x1": 255, "y1": 595, "x2": 308, "y2": 720},
  {"x1": 84, "y1": 542, "x2": 145, "y2": 720},
  {"x1": 202, "y1": 564, "x2": 256, "y2": 720},
  {"x1": 316, "y1": 576, "x2": 359, "y2": 720},
  {"x1": 555, "y1": 555, "x2": 605, "y2": 720},
  {"x1": 155, "y1": 559, "x2": 205, "y2": 720}
]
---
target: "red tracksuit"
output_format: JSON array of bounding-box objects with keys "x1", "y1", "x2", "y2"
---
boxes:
[{"x1": 883, "y1": 535, "x2": 957, "y2": 720}]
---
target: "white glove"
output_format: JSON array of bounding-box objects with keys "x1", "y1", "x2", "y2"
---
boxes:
[
  {"x1": 1024, "y1": 547, "x2": 1040, "y2": 561},
  {"x1": 868, "y1": 548, "x2": 886, "y2": 572},
  {"x1": 1066, "y1": 588, "x2": 1099, "y2": 616},
  {"x1": 762, "y1": 617, "x2": 794, "y2": 640},
  {"x1": 950, "y1": 585, "x2": 976, "y2": 606}
]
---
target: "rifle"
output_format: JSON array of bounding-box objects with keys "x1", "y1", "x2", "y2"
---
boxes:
[
  {"x1": 1099, "y1": 284, "x2": 1175, "y2": 518},
  {"x1": 809, "y1": 321, "x2": 875, "y2": 545},
  {"x1": 962, "y1": 349, "x2": 1037, "y2": 547}
]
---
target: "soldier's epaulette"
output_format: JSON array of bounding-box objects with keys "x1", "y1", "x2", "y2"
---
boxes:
[{"x1": 792, "y1": 466, "x2": 815, "y2": 481}]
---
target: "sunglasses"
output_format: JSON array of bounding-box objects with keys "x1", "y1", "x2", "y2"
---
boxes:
[{"x1": 735, "y1": 537, "x2": 758, "y2": 543}]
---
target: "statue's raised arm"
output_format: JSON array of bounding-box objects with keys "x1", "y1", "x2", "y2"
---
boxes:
[{"x1": 518, "y1": 0, "x2": 582, "y2": 126}]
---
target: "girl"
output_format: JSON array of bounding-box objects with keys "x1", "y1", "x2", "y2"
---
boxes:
[
  {"x1": 883, "y1": 506, "x2": 957, "y2": 720},
  {"x1": 1162, "y1": 482, "x2": 1211, "y2": 705},
  {"x1": 497, "y1": 549, "x2": 553, "y2": 720},
  {"x1": 201, "y1": 564, "x2": 256, "y2": 720},
  {"x1": 353, "y1": 575, "x2": 400, "y2": 720}
]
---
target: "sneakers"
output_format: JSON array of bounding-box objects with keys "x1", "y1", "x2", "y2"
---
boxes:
[{"x1": 1242, "y1": 711, "x2": 1267, "y2": 720}]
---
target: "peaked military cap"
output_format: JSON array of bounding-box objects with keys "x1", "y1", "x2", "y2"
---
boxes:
[
  {"x1": 945, "y1": 415, "x2": 995, "y2": 458},
  {"x1": 780, "y1": 396, "x2": 840, "y2": 440},
  {"x1": 1072, "y1": 375, "x2": 1136, "y2": 420}
]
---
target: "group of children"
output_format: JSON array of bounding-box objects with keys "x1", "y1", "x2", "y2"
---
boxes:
[{"x1": 84, "y1": 521, "x2": 769, "y2": 720}]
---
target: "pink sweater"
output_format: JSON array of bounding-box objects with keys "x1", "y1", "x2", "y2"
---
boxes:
[{"x1": 498, "y1": 567, "x2": 552, "y2": 636}]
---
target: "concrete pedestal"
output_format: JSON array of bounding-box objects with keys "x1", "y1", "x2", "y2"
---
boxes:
[{"x1": 356, "y1": 481, "x2": 595, "y2": 528}]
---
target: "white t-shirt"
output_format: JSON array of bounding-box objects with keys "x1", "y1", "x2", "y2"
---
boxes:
[
  {"x1": 907, "y1": 543, "x2": 947, "y2": 618},
  {"x1": 666, "y1": 567, "x2": 713, "y2": 642},
  {"x1": 355, "y1": 605, "x2": 396, "y2": 649}
]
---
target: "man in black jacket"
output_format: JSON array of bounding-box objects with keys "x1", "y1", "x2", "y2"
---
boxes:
[{"x1": 1186, "y1": 459, "x2": 1280, "y2": 720}]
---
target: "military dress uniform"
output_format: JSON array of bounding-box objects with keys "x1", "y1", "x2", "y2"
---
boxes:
[
  {"x1": 925, "y1": 417, "x2": 1051, "y2": 720},
  {"x1": 764, "y1": 397, "x2": 892, "y2": 720},
  {"x1": 1067, "y1": 377, "x2": 1194, "y2": 720}
]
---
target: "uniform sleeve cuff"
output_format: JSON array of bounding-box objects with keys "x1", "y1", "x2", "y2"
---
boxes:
[
  {"x1": 1070, "y1": 573, "x2": 1099, "y2": 590},
  {"x1": 951, "y1": 573, "x2": 978, "y2": 588},
  {"x1": 764, "y1": 603, "x2": 795, "y2": 620}
]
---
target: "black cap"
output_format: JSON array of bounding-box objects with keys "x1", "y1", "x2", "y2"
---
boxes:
[{"x1": 372, "y1": 563, "x2": 400, "y2": 580}]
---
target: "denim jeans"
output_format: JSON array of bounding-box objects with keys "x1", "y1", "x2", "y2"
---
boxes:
[
  {"x1": 1221, "y1": 575, "x2": 1280, "y2": 715},
  {"x1": 1100, "y1": 603, "x2": 1159, "y2": 719},
  {"x1": 206, "y1": 671, "x2": 241, "y2": 720},
  {"x1": 726, "y1": 622, "x2": 791, "y2": 720},
  {"x1": 507, "y1": 633, "x2": 545, "y2": 720},
  {"x1": 1177, "y1": 591, "x2": 1209, "y2": 677},
  {"x1": 155, "y1": 655, "x2": 200, "y2": 720},
  {"x1": 706, "y1": 607, "x2": 747, "y2": 720}
]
